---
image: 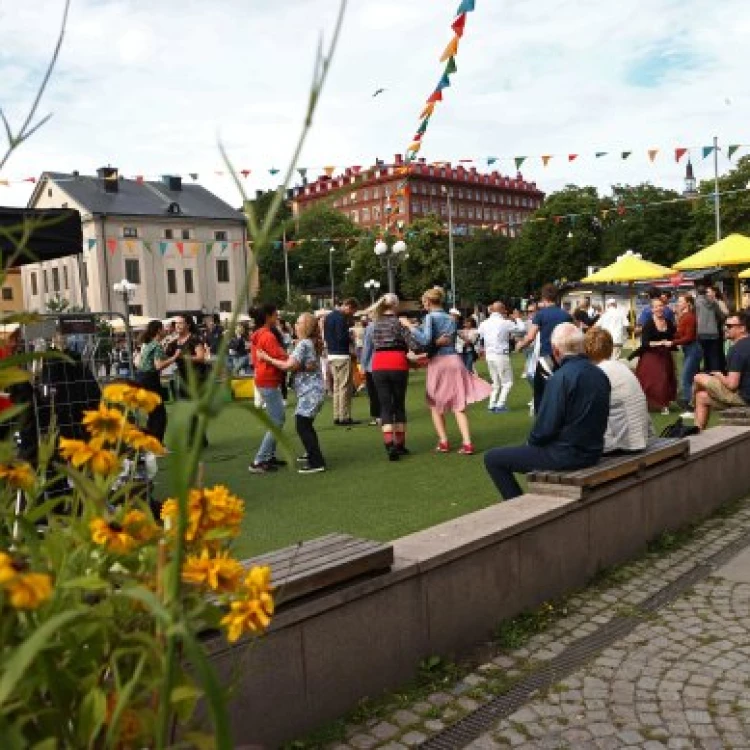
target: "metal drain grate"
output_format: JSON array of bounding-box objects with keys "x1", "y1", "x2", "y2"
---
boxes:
[{"x1": 419, "y1": 529, "x2": 750, "y2": 750}]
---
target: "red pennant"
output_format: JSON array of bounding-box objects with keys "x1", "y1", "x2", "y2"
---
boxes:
[
  {"x1": 451, "y1": 13, "x2": 467, "y2": 37},
  {"x1": 240, "y1": 170, "x2": 251, "y2": 178},
  {"x1": 675, "y1": 148, "x2": 688, "y2": 163},
  {"x1": 106, "y1": 238, "x2": 117, "y2": 255},
  {"x1": 427, "y1": 90, "x2": 443, "y2": 104},
  {"x1": 23, "y1": 176, "x2": 36, "y2": 183},
  {"x1": 233, "y1": 242, "x2": 241, "y2": 250},
  {"x1": 176, "y1": 242, "x2": 184, "y2": 255},
  {"x1": 568, "y1": 154, "x2": 578, "y2": 162}
]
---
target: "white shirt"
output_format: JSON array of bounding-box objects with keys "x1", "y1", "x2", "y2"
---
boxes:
[
  {"x1": 478, "y1": 313, "x2": 525, "y2": 358},
  {"x1": 598, "y1": 359, "x2": 653, "y2": 453},
  {"x1": 596, "y1": 307, "x2": 629, "y2": 346}
]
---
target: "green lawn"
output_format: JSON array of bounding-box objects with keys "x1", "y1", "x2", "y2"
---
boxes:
[{"x1": 157, "y1": 359, "x2": 681, "y2": 558}]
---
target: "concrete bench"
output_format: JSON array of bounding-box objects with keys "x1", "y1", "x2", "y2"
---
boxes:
[
  {"x1": 243, "y1": 533, "x2": 394, "y2": 607},
  {"x1": 526, "y1": 437, "x2": 689, "y2": 500},
  {"x1": 720, "y1": 407, "x2": 750, "y2": 426}
]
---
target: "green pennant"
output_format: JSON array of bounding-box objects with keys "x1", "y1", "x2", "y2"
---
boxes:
[
  {"x1": 514, "y1": 157, "x2": 526, "y2": 170},
  {"x1": 702, "y1": 146, "x2": 715, "y2": 159},
  {"x1": 143, "y1": 240, "x2": 152, "y2": 254},
  {"x1": 595, "y1": 152, "x2": 608, "y2": 158},
  {"x1": 444, "y1": 57, "x2": 457, "y2": 76},
  {"x1": 417, "y1": 118, "x2": 429, "y2": 135},
  {"x1": 728, "y1": 145, "x2": 740, "y2": 160},
  {"x1": 621, "y1": 152, "x2": 632, "y2": 160},
  {"x1": 206, "y1": 242, "x2": 214, "y2": 255}
]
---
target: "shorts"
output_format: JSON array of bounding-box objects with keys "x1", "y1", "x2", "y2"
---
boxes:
[{"x1": 704, "y1": 377, "x2": 747, "y2": 410}]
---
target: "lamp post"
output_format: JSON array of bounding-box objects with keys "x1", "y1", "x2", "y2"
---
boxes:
[
  {"x1": 374, "y1": 239, "x2": 407, "y2": 293},
  {"x1": 329, "y1": 246, "x2": 335, "y2": 307},
  {"x1": 364, "y1": 279, "x2": 381, "y2": 303},
  {"x1": 441, "y1": 186, "x2": 456, "y2": 307},
  {"x1": 112, "y1": 278, "x2": 136, "y2": 316}
]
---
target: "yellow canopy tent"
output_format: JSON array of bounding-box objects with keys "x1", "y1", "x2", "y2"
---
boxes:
[
  {"x1": 581, "y1": 250, "x2": 675, "y2": 329},
  {"x1": 674, "y1": 234, "x2": 750, "y2": 309}
]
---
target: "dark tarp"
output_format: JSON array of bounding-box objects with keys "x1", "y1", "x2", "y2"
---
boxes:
[{"x1": 0, "y1": 207, "x2": 83, "y2": 266}]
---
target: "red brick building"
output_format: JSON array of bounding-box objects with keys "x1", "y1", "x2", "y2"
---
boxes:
[{"x1": 291, "y1": 154, "x2": 545, "y2": 236}]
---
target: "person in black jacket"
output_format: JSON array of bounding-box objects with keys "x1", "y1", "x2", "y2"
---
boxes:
[{"x1": 323, "y1": 298, "x2": 359, "y2": 425}]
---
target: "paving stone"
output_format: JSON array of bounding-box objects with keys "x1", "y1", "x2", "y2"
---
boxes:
[
  {"x1": 391, "y1": 710, "x2": 419, "y2": 729},
  {"x1": 423, "y1": 719, "x2": 445, "y2": 733},
  {"x1": 370, "y1": 722, "x2": 398, "y2": 741},
  {"x1": 426, "y1": 692, "x2": 452, "y2": 707},
  {"x1": 399, "y1": 731, "x2": 428, "y2": 747},
  {"x1": 349, "y1": 734, "x2": 377, "y2": 749}
]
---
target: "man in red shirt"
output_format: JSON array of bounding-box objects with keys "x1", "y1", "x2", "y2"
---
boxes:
[{"x1": 249, "y1": 304, "x2": 289, "y2": 473}]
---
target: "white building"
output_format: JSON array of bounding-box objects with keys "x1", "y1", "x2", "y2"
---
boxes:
[{"x1": 23, "y1": 167, "x2": 253, "y2": 317}]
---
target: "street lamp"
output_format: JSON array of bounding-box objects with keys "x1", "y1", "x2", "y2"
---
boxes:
[
  {"x1": 441, "y1": 186, "x2": 456, "y2": 307},
  {"x1": 364, "y1": 278, "x2": 381, "y2": 303},
  {"x1": 329, "y1": 246, "x2": 335, "y2": 308},
  {"x1": 112, "y1": 278, "x2": 137, "y2": 316},
  {"x1": 374, "y1": 239, "x2": 407, "y2": 293}
]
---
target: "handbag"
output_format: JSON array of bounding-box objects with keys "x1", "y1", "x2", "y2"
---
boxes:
[{"x1": 660, "y1": 417, "x2": 699, "y2": 439}]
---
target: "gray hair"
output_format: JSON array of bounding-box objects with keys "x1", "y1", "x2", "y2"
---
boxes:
[{"x1": 550, "y1": 322, "x2": 584, "y2": 357}]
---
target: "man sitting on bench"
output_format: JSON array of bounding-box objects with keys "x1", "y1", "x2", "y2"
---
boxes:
[
  {"x1": 693, "y1": 310, "x2": 750, "y2": 430},
  {"x1": 484, "y1": 323, "x2": 611, "y2": 500}
]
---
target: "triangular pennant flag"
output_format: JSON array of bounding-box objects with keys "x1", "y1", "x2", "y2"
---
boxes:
[
  {"x1": 298, "y1": 168, "x2": 308, "y2": 179},
  {"x1": 456, "y1": 0, "x2": 475, "y2": 12},
  {"x1": 124, "y1": 240, "x2": 135, "y2": 252},
  {"x1": 412, "y1": 133, "x2": 423, "y2": 142},
  {"x1": 143, "y1": 241, "x2": 152, "y2": 254},
  {"x1": 269, "y1": 168, "x2": 280, "y2": 175},
  {"x1": 444, "y1": 57, "x2": 457, "y2": 76},
  {"x1": 514, "y1": 157, "x2": 526, "y2": 170},
  {"x1": 568, "y1": 154, "x2": 578, "y2": 162},
  {"x1": 176, "y1": 242, "x2": 184, "y2": 256},
  {"x1": 87, "y1": 238, "x2": 96, "y2": 250},
  {"x1": 437, "y1": 73, "x2": 451, "y2": 91},
  {"x1": 23, "y1": 177, "x2": 36, "y2": 183},
  {"x1": 240, "y1": 169, "x2": 251, "y2": 178},
  {"x1": 106, "y1": 238, "x2": 117, "y2": 255},
  {"x1": 220, "y1": 242, "x2": 228, "y2": 254},
  {"x1": 541, "y1": 155, "x2": 552, "y2": 167},
  {"x1": 675, "y1": 148, "x2": 688, "y2": 162},
  {"x1": 417, "y1": 118, "x2": 430, "y2": 135},
  {"x1": 451, "y1": 13, "x2": 467, "y2": 37},
  {"x1": 621, "y1": 151, "x2": 632, "y2": 160},
  {"x1": 648, "y1": 149, "x2": 659, "y2": 162},
  {"x1": 728, "y1": 145, "x2": 740, "y2": 160},
  {"x1": 596, "y1": 152, "x2": 608, "y2": 158},
  {"x1": 232, "y1": 242, "x2": 241, "y2": 250},
  {"x1": 324, "y1": 166, "x2": 336, "y2": 177},
  {"x1": 440, "y1": 36, "x2": 460, "y2": 63},
  {"x1": 420, "y1": 102, "x2": 436, "y2": 119},
  {"x1": 487, "y1": 157, "x2": 497, "y2": 166},
  {"x1": 427, "y1": 89, "x2": 443, "y2": 104},
  {"x1": 190, "y1": 242, "x2": 200, "y2": 256},
  {"x1": 189, "y1": 173, "x2": 198, "y2": 180},
  {"x1": 702, "y1": 146, "x2": 715, "y2": 159},
  {"x1": 407, "y1": 141, "x2": 422, "y2": 153},
  {"x1": 159, "y1": 242, "x2": 168, "y2": 256}
]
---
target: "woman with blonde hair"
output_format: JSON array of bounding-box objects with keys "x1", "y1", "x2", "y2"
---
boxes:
[
  {"x1": 257, "y1": 311, "x2": 327, "y2": 474},
  {"x1": 407, "y1": 287, "x2": 491, "y2": 454},
  {"x1": 369, "y1": 293, "x2": 417, "y2": 460}
]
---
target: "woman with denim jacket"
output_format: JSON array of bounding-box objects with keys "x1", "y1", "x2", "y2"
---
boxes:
[{"x1": 407, "y1": 287, "x2": 491, "y2": 455}]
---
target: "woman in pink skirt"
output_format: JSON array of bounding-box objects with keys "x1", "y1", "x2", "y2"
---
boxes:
[{"x1": 407, "y1": 287, "x2": 492, "y2": 454}]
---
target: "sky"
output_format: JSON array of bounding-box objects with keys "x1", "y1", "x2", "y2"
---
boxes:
[{"x1": 0, "y1": 0, "x2": 748, "y2": 209}]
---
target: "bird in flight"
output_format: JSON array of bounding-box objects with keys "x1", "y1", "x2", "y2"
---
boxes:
[{"x1": 372, "y1": 88, "x2": 386, "y2": 98}]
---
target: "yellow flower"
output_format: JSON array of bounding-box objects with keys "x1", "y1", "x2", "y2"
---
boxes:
[
  {"x1": 90, "y1": 517, "x2": 137, "y2": 554},
  {"x1": 182, "y1": 549, "x2": 244, "y2": 593},
  {"x1": 0, "y1": 552, "x2": 17, "y2": 585},
  {"x1": 82, "y1": 404, "x2": 126, "y2": 442},
  {"x1": 122, "y1": 425, "x2": 166, "y2": 455},
  {"x1": 0, "y1": 553, "x2": 52, "y2": 610},
  {"x1": 122, "y1": 509, "x2": 159, "y2": 544},
  {"x1": 102, "y1": 384, "x2": 161, "y2": 414},
  {"x1": 0, "y1": 461, "x2": 35, "y2": 491},
  {"x1": 220, "y1": 566, "x2": 274, "y2": 643},
  {"x1": 161, "y1": 485, "x2": 244, "y2": 544},
  {"x1": 202, "y1": 485, "x2": 244, "y2": 532},
  {"x1": 59, "y1": 437, "x2": 120, "y2": 476}
]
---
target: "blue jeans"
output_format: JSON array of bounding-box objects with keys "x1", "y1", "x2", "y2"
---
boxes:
[
  {"x1": 682, "y1": 342, "x2": 702, "y2": 405},
  {"x1": 484, "y1": 444, "x2": 597, "y2": 500},
  {"x1": 254, "y1": 387, "x2": 286, "y2": 464}
]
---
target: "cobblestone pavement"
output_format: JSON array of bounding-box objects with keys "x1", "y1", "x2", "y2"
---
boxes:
[{"x1": 318, "y1": 500, "x2": 750, "y2": 750}]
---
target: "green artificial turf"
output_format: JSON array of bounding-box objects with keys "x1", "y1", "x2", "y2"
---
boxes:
[{"x1": 156, "y1": 359, "x2": 683, "y2": 558}]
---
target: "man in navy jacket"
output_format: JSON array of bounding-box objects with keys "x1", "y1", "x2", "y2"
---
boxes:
[
  {"x1": 324, "y1": 298, "x2": 359, "y2": 425},
  {"x1": 484, "y1": 322, "x2": 611, "y2": 500}
]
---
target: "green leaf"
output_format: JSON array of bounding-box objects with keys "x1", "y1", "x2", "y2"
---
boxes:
[
  {"x1": 0, "y1": 366, "x2": 31, "y2": 390},
  {"x1": 116, "y1": 585, "x2": 171, "y2": 625},
  {"x1": 181, "y1": 731, "x2": 217, "y2": 750},
  {"x1": 31, "y1": 740, "x2": 58, "y2": 750},
  {"x1": 76, "y1": 687, "x2": 106, "y2": 747},
  {"x1": 60, "y1": 575, "x2": 110, "y2": 591},
  {"x1": 0, "y1": 608, "x2": 85, "y2": 708},
  {"x1": 171, "y1": 684, "x2": 203, "y2": 704}
]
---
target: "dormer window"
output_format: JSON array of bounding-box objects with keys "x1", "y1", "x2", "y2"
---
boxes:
[{"x1": 167, "y1": 202, "x2": 182, "y2": 215}]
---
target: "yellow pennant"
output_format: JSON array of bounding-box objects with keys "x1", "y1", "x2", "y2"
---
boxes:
[{"x1": 440, "y1": 35, "x2": 459, "y2": 62}]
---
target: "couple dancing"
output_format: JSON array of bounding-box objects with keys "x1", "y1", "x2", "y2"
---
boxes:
[{"x1": 366, "y1": 287, "x2": 491, "y2": 460}]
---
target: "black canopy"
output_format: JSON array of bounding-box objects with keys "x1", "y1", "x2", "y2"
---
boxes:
[{"x1": 0, "y1": 207, "x2": 83, "y2": 266}]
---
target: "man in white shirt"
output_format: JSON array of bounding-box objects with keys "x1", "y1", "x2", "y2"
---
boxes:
[
  {"x1": 478, "y1": 302, "x2": 526, "y2": 413},
  {"x1": 595, "y1": 298, "x2": 629, "y2": 359}
]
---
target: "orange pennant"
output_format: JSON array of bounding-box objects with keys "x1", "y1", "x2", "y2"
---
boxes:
[
  {"x1": 420, "y1": 102, "x2": 436, "y2": 119},
  {"x1": 648, "y1": 149, "x2": 659, "y2": 162},
  {"x1": 323, "y1": 166, "x2": 336, "y2": 177},
  {"x1": 541, "y1": 155, "x2": 552, "y2": 167},
  {"x1": 407, "y1": 141, "x2": 422, "y2": 153},
  {"x1": 440, "y1": 35, "x2": 460, "y2": 62}
]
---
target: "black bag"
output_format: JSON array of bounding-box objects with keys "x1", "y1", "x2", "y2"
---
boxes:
[{"x1": 660, "y1": 417, "x2": 699, "y2": 439}]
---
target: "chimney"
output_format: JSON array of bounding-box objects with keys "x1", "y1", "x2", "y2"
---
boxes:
[
  {"x1": 162, "y1": 175, "x2": 182, "y2": 191},
  {"x1": 395, "y1": 153, "x2": 403, "y2": 165},
  {"x1": 97, "y1": 166, "x2": 119, "y2": 193}
]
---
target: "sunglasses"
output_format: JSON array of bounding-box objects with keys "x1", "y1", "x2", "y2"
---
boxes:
[{"x1": 725, "y1": 322, "x2": 742, "y2": 328}]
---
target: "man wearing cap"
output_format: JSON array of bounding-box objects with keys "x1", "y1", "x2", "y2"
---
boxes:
[
  {"x1": 594, "y1": 299, "x2": 629, "y2": 359},
  {"x1": 478, "y1": 302, "x2": 525, "y2": 412}
]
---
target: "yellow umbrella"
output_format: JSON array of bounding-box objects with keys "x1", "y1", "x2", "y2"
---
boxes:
[
  {"x1": 581, "y1": 250, "x2": 675, "y2": 329},
  {"x1": 674, "y1": 234, "x2": 750, "y2": 309}
]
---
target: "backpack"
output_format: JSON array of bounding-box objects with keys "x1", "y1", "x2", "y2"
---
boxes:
[{"x1": 660, "y1": 417, "x2": 699, "y2": 439}]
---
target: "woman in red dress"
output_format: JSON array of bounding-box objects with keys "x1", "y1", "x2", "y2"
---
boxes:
[{"x1": 635, "y1": 299, "x2": 677, "y2": 413}]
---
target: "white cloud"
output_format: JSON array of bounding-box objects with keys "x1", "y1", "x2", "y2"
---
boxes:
[{"x1": 0, "y1": 0, "x2": 748, "y2": 209}]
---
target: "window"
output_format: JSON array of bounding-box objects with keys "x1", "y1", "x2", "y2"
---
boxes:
[
  {"x1": 167, "y1": 269, "x2": 177, "y2": 294},
  {"x1": 31, "y1": 272, "x2": 38, "y2": 296},
  {"x1": 458, "y1": 188, "x2": 464, "y2": 199},
  {"x1": 351, "y1": 210, "x2": 359, "y2": 223},
  {"x1": 125, "y1": 259, "x2": 141, "y2": 284},
  {"x1": 47, "y1": 188, "x2": 52, "y2": 198},
  {"x1": 459, "y1": 205, "x2": 466, "y2": 218},
  {"x1": 466, "y1": 189, "x2": 473, "y2": 201},
  {"x1": 63, "y1": 266, "x2": 69, "y2": 290},
  {"x1": 219, "y1": 301, "x2": 232, "y2": 313},
  {"x1": 1, "y1": 287, "x2": 12, "y2": 301},
  {"x1": 184, "y1": 269, "x2": 194, "y2": 294},
  {"x1": 361, "y1": 207, "x2": 370, "y2": 222},
  {"x1": 467, "y1": 207, "x2": 475, "y2": 220},
  {"x1": 164, "y1": 229, "x2": 174, "y2": 240},
  {"x1": 413, "y1": 203, "x2": 421, "y2": 214},
  {"x1": 123, "y1": 227, "x2": 138, "y2": 238},
  {"x1": 216, "y1": 259, "x2": 230, "y2": 283},
  {"x1": 181, "y1": 229, "x2": 191, "y2": 240},
  {"x1": 129, "y1": 305, "x2": 143, "y2": 316},
  {"x1": 373, "y1": 206, "x2": 381, "y2": 220},
  {"x1": 430, "y1": 185, "x2": 437, "y2": 196},
  {"x1": 52, "y1": 268, "x2": 60, "y2": 292},
  {"x1": 214, "y1": 230, "x2": 228, "y2": 241},
  {"x1": 362, "y1": 190, "x2": 369, "y2": 201},
  {"x1": 373, "y1": 187, "x2": 380, "y2": 200},
  {"x1": 43, "y1": 270, "x2": 49, "y2": 293}
]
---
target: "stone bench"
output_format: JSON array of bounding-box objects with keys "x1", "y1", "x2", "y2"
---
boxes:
[
  {"x1": 526, "y1": 437, "x2": 689, "y2": 500},
  {"x1": 720, "y1": 407, "x2": 750, "y2": 426},
  {"x1": 243, "y1": 533, "x2": 394, "y2": 607}
]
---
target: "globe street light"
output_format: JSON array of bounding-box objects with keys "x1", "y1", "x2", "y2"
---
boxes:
[
  {"x1": 374, "y1": 239, "x2": 407, "y2": 293},
  {"x1": 364, "y1": 278, "x2": 381, "y2": 303},
  {"x1": 112, "y1": 278, "x2": 137, "y2": 316}
]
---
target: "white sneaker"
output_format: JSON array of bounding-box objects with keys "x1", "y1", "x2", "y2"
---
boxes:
[
  {"x1": 680, "y1": 411, "x2": 695, "y2": 420},
  {"x1": 661, "y1": 407, "x2": 670, "y2": 415}
]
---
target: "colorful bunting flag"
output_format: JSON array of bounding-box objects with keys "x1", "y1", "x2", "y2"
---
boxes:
[
  {"x1": 437, "y1": 73, "x2": 451, "y2": 91},
  {"x1": 542, "y1": 155, "x2": 552, "y2": 167},
  {"x1": 408, "y1": 141, "x2": 422, "y2": 153},
  {"x1": 220, "y1": 242, "x2": 228, "y2": 255},
  {"x1": 417, "y1": 119, "x2": 429, "y2": 135},
  {"x1": 596, "y1": 152, "x2": 608, "y2": 158},
  {"x1": 240, "y1": 170, "x2": 251, "y2": 178},
  {"x1": 124, "y1": 240, "x2": 136, "y2": 252},
  {"x1": 190, "y1": 242, "x2": 200, "y2": 256},
  {"x1": 189, "y1": 173, "x2": 198, "y2": 180},
  {"x1": 106, "y1": 238, "x2": 117, "y2": 255},
  {"x1": 444, "y1": 57, "x2": 458, "y2": 76},
  {"x1": 298, "y1": 168, "x2": 308, "y2": 180},
  {"x1": 143, "y1": 241, "x2": 152, "y2": 254},
  {"x1": 568, "y1": 154, "x2": 578, "y2": 162},
  {"x1": 23, "y1": 177, "x2": 36, "y2": 183},
  {"x1": 232, "y1": 242, "x2": 241, "y2": 251},
  {"x1": 487, "y1": 157, "x2": 497, "y2": 165},
  {"x1": 427, "y1": 90, "x2": 443, "y2": 104},
  {"x1": 176, "y1": 242, "x2": 184, "y2": 256},
  {"x1": 702, "y1": 146, "x2": 715, "y2": 159},
  {"x1": 451, "y1": 14, "x2": 467, "y2": 37},
  {"x1": 675, "y1": 148, "x2": 688, "y2": 162},
  {"x1": 456, "y1": 0, "x2": 475, "y2": 12},
  {"x1": 159, "y1": 242, "x2": 168, "y2": 256},
  {"x1": 324, "y1": 166, "x2": 336, "y2": 177},
  {"x1": 0, "y1": 180, "x2": 8, "y2": 186},
  {"x1": 87, "y1": 238, "x2": 96, "y2": 250},
  {"x1": 420, "y1": 102, "x2": 436, "y2": 119},
  {"x1": 648, "y1": 149, "x2": 659, "y2": 162},
  {"x1": 514, "y1": 157, "x2": 526, "y2": 170},
  {"x1": 728, "y1": 145, "x2": 740, "y2": 160},
  {"x1": 440, "y1": 36, "x2": 460, "y2": 63},
  {"x1": 206, "y1": 242, "x2": 215, "y2": 255},
  {"x1": 622, "y1": 152, "x2": 632, "y2": 160},
  {"x1": 269, "y1": 168, "x2": 280, "y2": 175}
]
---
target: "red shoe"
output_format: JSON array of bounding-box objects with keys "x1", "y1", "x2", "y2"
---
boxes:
[
  {"x1": 457, "y1": 443, "x2": 475, "y2": 455},
  {"x1": 434, "y1": 441, "x2": 450, "y2": 453}
]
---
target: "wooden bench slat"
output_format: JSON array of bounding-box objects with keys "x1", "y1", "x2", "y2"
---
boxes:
[
  {"x1": 243, "y1": 538, "x2": 377, "y2": 576},
  {"x1": 265, "y1": 540, "x2": 386, "y2": 582},
  {"x1": 243, "y1": 533, "x2": 355, "y2": 567}
]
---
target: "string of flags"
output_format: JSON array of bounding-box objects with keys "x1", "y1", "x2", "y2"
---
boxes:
[{"x1": 90, "y1": 238, "x2": 243, "y2": 257}]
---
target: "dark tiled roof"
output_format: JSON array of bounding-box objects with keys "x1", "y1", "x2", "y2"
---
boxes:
[{"x1": 41, "y1": 172, "x2": 244, "y2": 222}]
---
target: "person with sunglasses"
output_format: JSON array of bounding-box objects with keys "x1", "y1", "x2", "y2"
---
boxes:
[{"x1": 692, "y1": 310, "x2": 750, "y2": 430}]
